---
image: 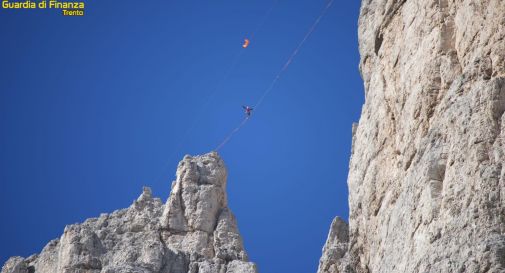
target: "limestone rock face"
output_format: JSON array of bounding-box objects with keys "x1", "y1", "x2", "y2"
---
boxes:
[
  {"x1": 319, "y1": 0, "x2": 505, "y2": 272},
  {"x1": 2, "y1": 152, "x2": 256, "y2": 273},
  {"x1": 316, "y1": 217, "x2": 351, "y2": 273}
]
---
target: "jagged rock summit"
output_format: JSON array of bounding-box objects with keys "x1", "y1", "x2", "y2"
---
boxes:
[
  {"x1": 2, "y1": 152, "x2": 257, "y2": 273},
  {"x1": 316, "y1": 217, "x2": 350, "y2": 273}
]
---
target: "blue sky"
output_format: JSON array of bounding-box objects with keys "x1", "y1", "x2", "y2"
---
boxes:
[{"x1": 0, "y1": 1, "x2": 363, "y2": 272}]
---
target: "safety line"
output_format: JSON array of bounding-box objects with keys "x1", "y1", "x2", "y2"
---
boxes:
[
  {"x1": 153, "y1": 47, "x2": 246, "y2": 183},
  {"x1": 215, "y1": 117, "x2": 250, "y2": 151},
  {"x1": 166, "y1": 0, "x2": 280, "y2": 159},
  {"x1": 254, "y1": 0, "x2": 334, "y2": 110},
  {"x1": 215, "y1": 0, "x2": 335, "y2": 151},
  {"x1": 154, "y1": 1, "x2": 280, "y2": 181}
]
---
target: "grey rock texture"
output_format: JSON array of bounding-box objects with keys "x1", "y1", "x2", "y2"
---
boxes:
[
  {"x1": 2, "y1": 152, "x2": 256, "y2": 273},
  {"x1": 319, "y1": 0, "x2": 505, "y2": 272},
  {"x1": 316, "y1": 217, "x2": 351, "y2": 273}
]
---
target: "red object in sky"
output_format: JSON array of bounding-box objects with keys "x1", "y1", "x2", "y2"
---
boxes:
[{"x1": 242, "y1": 39, "x2": 250, "y2": 48}]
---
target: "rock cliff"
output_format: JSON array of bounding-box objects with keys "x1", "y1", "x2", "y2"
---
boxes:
[
  {"x1": 318, "y1": 0, "x2": 505, "y2": 272},
  {"x1": 2, "y1": 152, "x2": 256, "y2": 273},
  {"x1": 316, "y1": 217, "x2": 351, "y2": 273}
]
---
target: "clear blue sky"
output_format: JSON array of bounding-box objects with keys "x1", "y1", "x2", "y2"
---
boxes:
[{"x1": 0, "y1": 1, "x2": 363, "y2": 272}]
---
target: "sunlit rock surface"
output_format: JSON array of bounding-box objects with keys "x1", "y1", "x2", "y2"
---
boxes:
[
  {"x1": 2, "y1": 152, "x2": 256, "y2": 273},
  {"x1": 318, "y1": 0, "x2": 505, "y2": 272}
]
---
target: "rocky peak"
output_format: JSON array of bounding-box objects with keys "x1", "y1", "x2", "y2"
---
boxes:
[
  {"x1": 316, "y1": 217, "x2": 351, "y2": 273},
  {"x1": 160, "y1": 152, "x2": 251, "y2": 268},
  {"x1": 2, "y1": 152, "x2": 256, "y2": 273},
  {"x1": 161, "y1": 152, "x2": 228, "y2": 234}
]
